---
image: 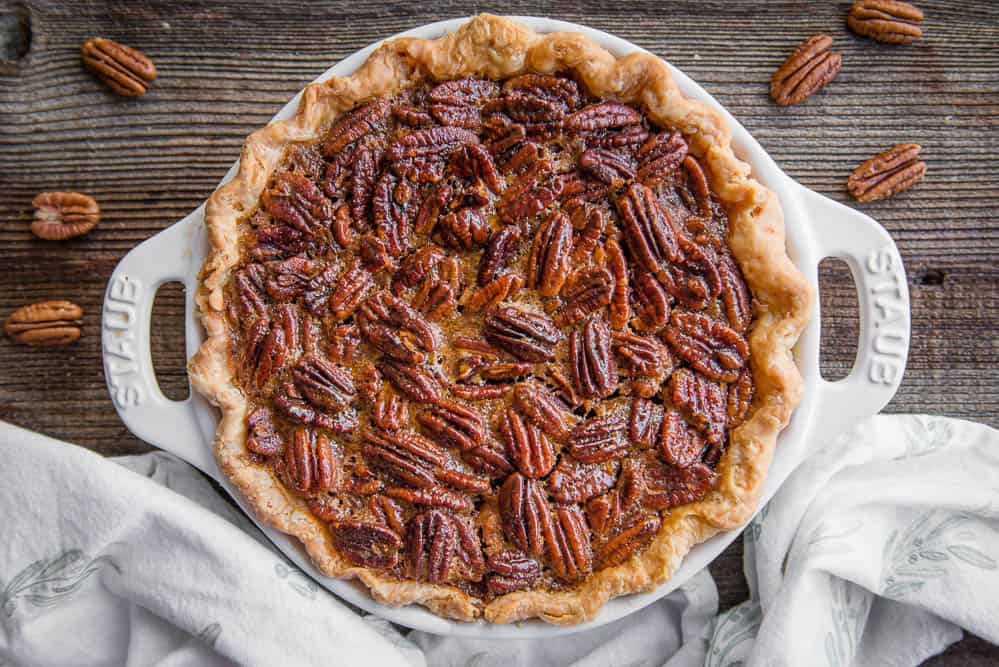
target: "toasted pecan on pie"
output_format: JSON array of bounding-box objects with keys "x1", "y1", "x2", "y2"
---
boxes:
[{"x1": 190, "y1": 15, "x2": 811, "y2": 625}]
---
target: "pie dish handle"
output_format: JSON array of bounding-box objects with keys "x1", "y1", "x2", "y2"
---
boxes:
[
  {"x1": 798, "y1": 186, "x2": 911, "y2": 439},
  {"x1": 101, "y1": 210, "x2": 218, "y2": 477}
]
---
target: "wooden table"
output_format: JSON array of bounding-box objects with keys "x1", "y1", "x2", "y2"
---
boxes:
[{"x1": 2, "y1": 1, "x2": 996, "y2": 662}]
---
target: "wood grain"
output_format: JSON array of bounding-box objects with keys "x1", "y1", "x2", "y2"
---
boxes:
[{"x1": 1, "y1": 1, "x2": 997, "y2": 661}]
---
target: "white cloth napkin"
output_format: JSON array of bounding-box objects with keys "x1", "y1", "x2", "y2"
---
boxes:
[{"x1": 1, "y1": 415, "x2": 997, "y2": 667}]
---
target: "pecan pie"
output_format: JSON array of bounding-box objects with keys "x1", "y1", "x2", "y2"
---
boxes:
[{"x1": 190, "y1": 15, "x2": 811, "y2": 624}]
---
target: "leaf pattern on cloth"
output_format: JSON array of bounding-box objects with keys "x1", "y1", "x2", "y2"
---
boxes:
[
  {"x1": 784, "y1": 519, "x2": 863, "y2": 576},
  {"x1": 880, "y1": 510, "x2": 997, "y2": 598},
  {"x1": 1, "y1": 549, "x2": 120, "y2": 618},
  {"x1": 274, "y1": 561, "x2": 319, "y2": 600},
  {"x1": 706, "y1": 601, "x2": 761, "y2": 667},
  {"x1": 823, "y1": 578, "x2": 870, "y2": 667},
  {"x1": 899, "y1": 417, "x2": 952, "y2": 459},
  {"x1": 744, "y1": 503, "x2": 770, "y2": 545},
  {"x1": 195, "y1": 622, "x2": 222, "y2": 647}
]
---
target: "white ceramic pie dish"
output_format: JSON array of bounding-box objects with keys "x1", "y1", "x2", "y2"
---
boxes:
[{"x1": 101, "y1": 16, "x2": 911, "y2": 638}]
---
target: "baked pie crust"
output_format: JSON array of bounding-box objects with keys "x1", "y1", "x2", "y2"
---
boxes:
[{"x1": 190, "y1": 14, "x2": 812, "y2": 624}]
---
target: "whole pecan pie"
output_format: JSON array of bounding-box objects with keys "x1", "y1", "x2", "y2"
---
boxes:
[{"x1": 190, "y1": 15, "x2": 812, "y2": 624}]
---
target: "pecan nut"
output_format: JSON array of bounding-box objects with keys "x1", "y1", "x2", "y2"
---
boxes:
[
  {"x1": 631, "y1": 272, "x2": 670, "y2": 333},
  {"x1": 486, "y1": 551, "x2": 542, "y2": 594},
  {"x1": 567, "y1": 414, "x2": 629, "y2": 463},
  {"x1": 499, "y1": 407, "x2": 557, "y2": 479},
  {"x1": 31, "y1": 192, "x2": 100, "y2": 240},
  {"x1": 616, "y1": 183, "x2": 680, "y2": 276},
  {"x1": 246, "y1": 318, "x2": 287, "y2": 386},
  {"x1": 274, "y1": 384, "x2": 357, "y2": 433},
  {"x1": 380, "y1": 358, "x2": 442, "y2": 403},
  {"x1": 728, "y1": 368, "x2": 755, "y2": 428},
  {"x1": 467, "y1": 274, "x2": 524, "y2": 313},
  {"x1": 527, "y1": 212, "x2": 573, "y2": 296},
  {"x1": 664, "y1": 311, "x2": 749, "y2": 383},
  {"x1": 594, "y1": 513, "x2": 661, "y2": 571},
  {"x1": 579, "y1": 148, "x2": 636, "y2": 185},
  {"x1": 570, "y1": 316, "x2": 619, "y2": 400},
  {"x1": 499, "y1": 473, "x2": 554, "y2": 557},
  {"x1": 417, "y1": 399, "x2": 487, "y2": 451},
  {"x1": 462, "y1": 441, "x2": 515, "y2": 479},
  {"x1": 565, "y1": 102, "x2": 642, "y2": 132},
  {"x1": 322, "y1": 101, "x2": 391, "y2": 157},
  {"x1": 280, "y1": 428, "x2": 340, "y2": 495},
  {"x1": 670, "y1": 368, "x2": 727, "y2": 445},
  {"x1": 770, "y1": 34, "x2": 842, "y2": 106},
  {"x1": 639, "y1": 452, "x2": 717, "y2": 510},
  {"x1": 263, "y1": 171, "x2": 333, "y2": 237},
  {"x1": 630, "y1": 399, "x2": 664, "y2": 449},
  {"x1": 545, "y1": 505, "x2": 593, "y2": 583},
  {"x1": 659, "y1": 408, "x2": 708, "y2": 468},
  {"x1": 547, "y1": 457, "x2": 618, "y2": 504},
  {"x1": 483, "y1": 306, "x2": 561, "y2": 362},
  {"x1": 718, "y1": 254, "x2": 752, "y2": 332},
  {"x1": 331, "y1": 519, "x2": 403, "y2": 569},
  {"x1": 4, "y1": 299, "x2": 83, "y2": 346},
  {"x1": 357, "y1": 291, "x2": 438, "y2": 364},
  {"x1": 847, "y1": 143, "x2": 926, "y2": 202},
  {"x1": 291, "y1": 354, "x2": 355, "y2": 410},
  {"x1": 246, "y1": 407, "x2": 283, "y2": 457},
  {"x1": 478, "y1": 225, "x2": 522, "y2": 286},
  {"x1": 406, "y1": 509, "x2": 482, "y2": 584},
  {"x1": 637, "y1": 130, "x2": 688, "y2": 185},
  {"x1": 511, "y1": 382, "x2": 574, "y2": 439},
  {"x1": 613, "y1": 331, "x2": 672, "y2": 398},
  {"x1": 605, "y1": 239, "x2": 629, "y2": 330},
  {"x1": 557, "y1": 266, "x2": 613, "y2": 327},
  {"x1": 363, "y1": 428, "x2": 448, "y2": 489},
  {"x1": 848, "y1": 0, "x2": 923, "y2": 44},
  {"x1": 371, "y1": 387, "x2": 409, "y2": 431},
  {"x1": 80, "y1": 37, "x2": 157, "y2": 96}
]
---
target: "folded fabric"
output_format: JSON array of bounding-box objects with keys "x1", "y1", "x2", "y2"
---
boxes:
[{"x1": 1, "y1": 415, "x2": 996, "y2": 667}]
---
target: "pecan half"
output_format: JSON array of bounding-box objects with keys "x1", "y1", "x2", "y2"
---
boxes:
[
  {"x1": 274, "y1": 384, "x2": 357, "y2": 433},
  {"x1": 616, "y1": 183, "x2": 680, "y2": 275},
  {"x1": 478, "y1": 225, "x2": 521, "y2": 286},
  {"x1": 371, "y1": 172, "x2": 411, "y2": 257},
  {"x1": 660, "y1": 235, "x2": 722, "y2": 310},
  {"x1": 569, "y1": 203, "x2": 606, "y2": 264},
  {"x1": 462, "y1": 441, "x2": 515, "y2": 479},
  {"x1": 664, "y1": 311, "x2": 749, "y2": 383},
  {"x1": 380, "y1": 358, "x2": 442, "y2": 403},
  {"x1": 371, "y1": 387, "x2": 409, "y2": 431},
  {"x1": 4, "y1": 299, "x2": 83, "y2": 346},
  {"x1": 637, "y1": 130, "x2": 689, "y2": 185},
  {"x1": 557, "y1": 266, "x2": 613, "y2": 327},
  {"x1": 847, "y1": 143, "x2": 926, "y2": 202},
  {"x1": 511, "y1": 382, "x2": 574, "y2": 439},
  {"x1": 567, "y1": 414, "x2": 629, "y2": 463},
  {"x1": 31, "y1": 192, "x2": 100, "y2": 240},
  {"x1": 483, "y1": 306, "x2": 561, "y2": 362},
  {"x1": 579, "y1": 148, "x2": 636, "y2": 185},
  {"x1": 246, "y1": 318, "x2": 287, "y2": 387},
  {"x1": 322, "y1": 101, "x2": 391, "y2": 157},
  {"x1": 385, "y1": 485, "x2": 473, "y2": 512},
  {"x1": 497, "y1": 159, "x2": 556, "y2": 223},
  {"x1": 659, "y1": 408, "x2": 708, "y2": 468},
  {"x1": 281, "y1": 428, "x2": 340, "y2": 495},
  {"x1": 566, "y1": 102, "x2": 642, "y2": 132},
  {"x1": 570, "y1": 316, "x2": 619, "y2": 400},
  {"x1": 499, "y1": 407, "x2": 556, "y2": 479},
  {"x1": 545, "y1": 505, "x2": 593, "y2": 583},
  {"x1": 848, "y1": 0, "x2": 923, "y2": 44},
  {"x1": 503, "y1": 74, "x2": 581, "y2": 113},
  {"x1": 670, "y1": 368, "x2": 726, "y2": 445},
  {"x1": 406, "y1": 510, "x2": 457, "y2": 583},
  {"x1": 467, "y1": 273, "x2": 524, "y2": 313},
  {"x1": 357, "y1": 292, "x2": 438, "y2": 364},
  {"x1": 630, "y1": 399, "x2": 664, "y2": 449},
  {"x1": 605, "y1": 239, "x2": 630, "y2": 330},
  {"x1": 770, "y1": 35, "x2": 842, "y2": 106},
  {"x1": 363, "y1": 428, "x2": 448, "y2": 489},
  {"x1": 80, "y1": 37, "x2": 156, "y2": 96},
  {"x1": 639, "y1": 453, "x2": 717, "y2": 510},
  {"x1": 487, "y1": 551, "x2": 542, "y2": 594},
  {"x1": 451, "y1": 143, "x2": 503, "y2": 194},
  {"x1": 263, "y1": 171, "x2": 333, "y2": 237},
  {"x1": 527, "y1": 212, "x2": 573, "y2": 296},
  {"x1": 718, "y1": 254, "x2": 752, "y2": 332},
  {"x1": 613, "y1": 331, "x2": 672, "y2": 398},
  {"x1": 331, "y1": 519, "x2": 402, "y2": 569},
  {"x1": 594, "y1": 513, "x2": 661, "y2": 570},
  {"x1": 246, "y1": 407, "x2": 283, "y2": 457},
  {"x1": 438, "y1": 208, "x2": 490, "y2": 249},
  {"x1": 728, "y1": 368, "x2": 755, "y2": 428},
  {"x1": 548, "y1": 457, "x2": 618, "y2": 504},
  {"x1": 348, "y1": 145, "x2": 383, "y2": 224},
  {"x1": 292, "y1": 354, "x2": 356, "y2": 409},
  {"x1": 499, "y1": 473, "x2": 554, "y2": 557},
  {"x1": 418, "y1": 399, "x2": 487, "y2": 451},
  {"x1": 326, "y1": 324, "x2": 360, "y2": 363}
]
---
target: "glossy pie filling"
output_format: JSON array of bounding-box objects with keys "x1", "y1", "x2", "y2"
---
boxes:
[{"x1": 226, "y1": 73, "x2": 755, "y2": 600}]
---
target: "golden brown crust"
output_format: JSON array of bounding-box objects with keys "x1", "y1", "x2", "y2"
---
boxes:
[{"x1": 189, "y1": 14, "x2": 812, "y2": 625}]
